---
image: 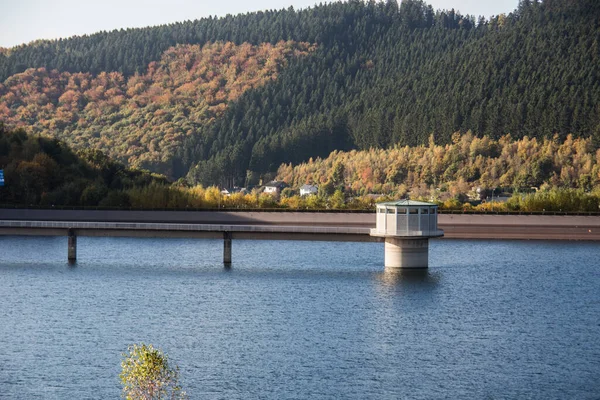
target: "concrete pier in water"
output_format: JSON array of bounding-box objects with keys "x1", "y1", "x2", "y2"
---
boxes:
[
  {"x1": 370, "y1": 200, "x2": 444, "y2": 269},
  {"x1": 223, "y1": 232, "x2": 232, "y2": 265},
  {"x1": 68, "y1": 228, "x2": 77, "y2": 263}
]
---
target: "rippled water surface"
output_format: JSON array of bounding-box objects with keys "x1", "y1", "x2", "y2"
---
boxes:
[{"x1": 0, "y1": 236, "x2": 599, "y2": 399}]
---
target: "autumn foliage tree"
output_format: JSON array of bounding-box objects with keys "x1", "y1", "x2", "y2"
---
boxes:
[
  {"x1": 276, "y1": 132, "x2": 600, "y2": 204},
  {"x1": 120, "y1": 343, "x2": 187, "y2": 400}
]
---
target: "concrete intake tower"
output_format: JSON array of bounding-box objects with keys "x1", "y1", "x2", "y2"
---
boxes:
[{"x1": 370, "y1": 200, "x2": 444, "y2": 269}]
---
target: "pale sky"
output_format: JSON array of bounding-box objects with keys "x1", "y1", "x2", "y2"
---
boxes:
[{"x1": 0, "y1": 0, "x2": 518, "y2": 48}]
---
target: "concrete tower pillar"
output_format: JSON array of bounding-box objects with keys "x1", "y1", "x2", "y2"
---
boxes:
[
  {"x1": 67, "y1": 228, "x2": 77, "y2": 263},
  {"x1": 384, "y1": 237, "x2": 429, "y2": 269}
]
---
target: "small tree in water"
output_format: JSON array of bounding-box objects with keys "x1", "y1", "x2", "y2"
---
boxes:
[{"x1": 120, "y1": 343, "x2": 187, "y2": 400}]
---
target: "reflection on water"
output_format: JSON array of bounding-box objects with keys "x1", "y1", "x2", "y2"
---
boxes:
[{"x1": 375, "y1": 267, "x2": 440, "y2": 288}]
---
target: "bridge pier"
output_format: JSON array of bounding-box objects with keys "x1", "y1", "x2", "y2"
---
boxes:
[
  {"x1": 68, "y1": 229, "x2": 77, "y2": 263},
  {"x1": 223, "y1": 232, "x2": 232, "y2": 265}
]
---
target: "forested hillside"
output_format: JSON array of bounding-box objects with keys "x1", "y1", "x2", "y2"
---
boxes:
[
  {"x1": 3, "y1": 122, "x2": 599, "y2": 212},
  {"x1": 276, "y1": 132, "x2": 600, "y2": 199},
  {"x1": 0, "y1": 123, "x2": 163, "y2": 206},
  {"x1": 1, "y1": 0, "x2": 599, "y2": 187},
  {"x1": 0, "y1": 41, "x2": 311, "y2": 176}
]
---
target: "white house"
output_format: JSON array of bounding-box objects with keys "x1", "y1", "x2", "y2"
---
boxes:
[
  {"x1": 263, "y1": 181, "x2": 287, "y2": 194},
  {"x1": 221, "y1": 187, "x2": 248, "y2": 196},
  {"x1": 299, "y1": 184, "x2": 318, "y2": 196}
]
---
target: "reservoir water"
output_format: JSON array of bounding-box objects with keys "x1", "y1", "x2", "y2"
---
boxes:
[{"x1": 0, "y1": 236, "x2": 599, "y2": 399}]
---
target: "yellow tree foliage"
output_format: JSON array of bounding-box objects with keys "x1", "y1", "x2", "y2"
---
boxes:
[
  {"x1": 120, "y1": 344, "x2": 187, "y2": 400},
  {"x1": 276, "y1": 133, "x2": 600, "y2": 206}
]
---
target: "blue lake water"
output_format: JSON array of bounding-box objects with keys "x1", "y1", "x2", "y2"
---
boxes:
[{"x1": 0, "y1": 236, "x2": 599, "y2": 399}]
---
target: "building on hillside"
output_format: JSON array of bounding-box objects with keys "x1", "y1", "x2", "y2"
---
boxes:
[
  {"x1": 299, "y1": 184, "x2": 318, "y2": 196},
  {"x1": 221, "y1": 187, "x2": 248, "y2": 196},
  {"x1": 263, "y1": 181, "x2": 287, "y2": 194},
  {"x1": 365, "y1": 193, "x2": 384, "y2": 201}
]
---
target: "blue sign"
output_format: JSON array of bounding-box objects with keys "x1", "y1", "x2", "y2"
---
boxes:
[{"x1": 0, "y1": 170, "x2": 4, "y2": 186}]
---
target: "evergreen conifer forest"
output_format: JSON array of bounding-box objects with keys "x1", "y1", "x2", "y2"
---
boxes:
[{"x1": 1, "y1": 0, "x2": 600, "y2": 210}]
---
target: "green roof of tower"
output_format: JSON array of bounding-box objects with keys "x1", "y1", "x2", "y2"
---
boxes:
[{"x1": 377, "y1": 199, "x2": 437, "y2": 207}]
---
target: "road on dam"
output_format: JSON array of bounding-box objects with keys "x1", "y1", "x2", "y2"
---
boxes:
[{"x1": 1, "y1": 209, "x2": 600, "y2": 241}]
